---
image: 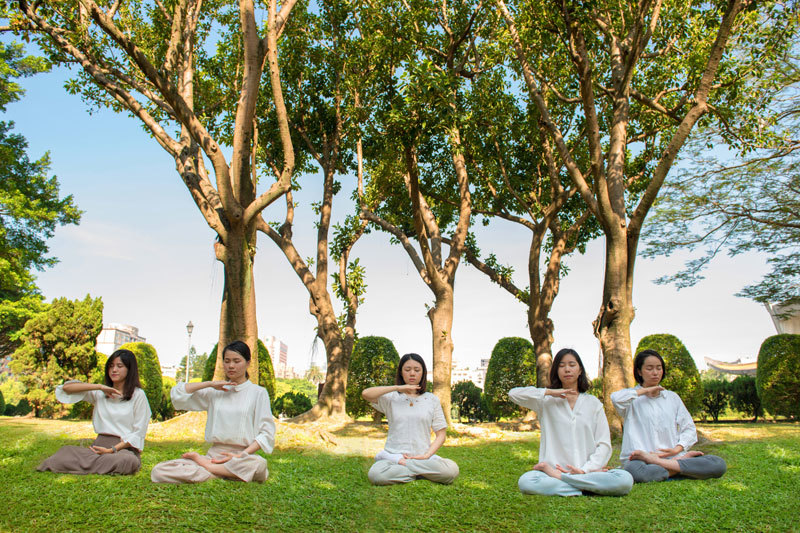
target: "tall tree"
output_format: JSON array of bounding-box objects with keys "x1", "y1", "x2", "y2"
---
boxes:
[
  {"x1": 496, "y1": 0, "x2": 796, "y2": 426},
  {"x1": 11, "y1": 0, "x2": 299, "y2": 380},
  {"x1": 0, "y1": 41, "x2": 80, "y2": 359},
  {"x1": 10, "y1": 295, "x2": 103, "y2": 417},
  {"x1": 256, "y1": 1, "x2": 368, "y2": 420},
  {"x1": 358, "y1": 0, "x2": 488, "y2": 423}
]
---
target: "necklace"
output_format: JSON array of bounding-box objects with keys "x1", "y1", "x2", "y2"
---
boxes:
[{"x1": 403, "y1": 393, "x2": 419, "y2": 407}]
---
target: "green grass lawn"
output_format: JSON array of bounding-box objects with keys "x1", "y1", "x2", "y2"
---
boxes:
[{"x1": 1, "y1": 416, "x2": 798, "y2": 532}]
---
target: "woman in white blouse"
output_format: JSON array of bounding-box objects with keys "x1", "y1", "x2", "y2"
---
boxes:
[
  {"x1": 611, "y1": 349, "x2": 727, "y2": 483},
  {"x1": 509, "y1": 348, "x2": 633, "y2": 497},
  {"x1": 362, "y1": 353, "x2": 459, "y2": 485},
  {"x1": 150, "y1": 340, "x2": 275, "y2": 483},
  {"x1": 37, "y1": 349, "x2": 151, "y2": 475}
]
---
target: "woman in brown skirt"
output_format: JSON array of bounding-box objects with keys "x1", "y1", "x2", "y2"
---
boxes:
[{"x1": 37, "y1": 349, "x2": 152, "y2": 475}]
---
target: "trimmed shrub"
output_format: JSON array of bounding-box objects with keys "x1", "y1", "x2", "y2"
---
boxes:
[
  {"x1": 160, "y1": 376, "x2": 176, "y2": 420},
  {"x1": 479, "y1": 394, "x2": 497, "y2": 422},
  {"x1": 588, "y1": 377, "x2": 603, "y2": 399},
  {"x1": 757, "y1": 334, "x2": 800, "y2": 420},
  {"x1": 729, "y1": 375, "x2": 763, "y2": 421},
  {"x1": 4, "y1": 403, "x2": 14, "y2": 416},
  {"x1": 636, "y1": 334, "x2": 703, "y2": 415},
  {"x1": 701, "y1": 379, "x2": 729, "y2": 422},
  {"x1": 15, "y1": 398, "x2": 32, "y2": 416},
  {"x1": 484, "y1": 337, "x2": 536, "y2": 418},
  {"x1": 0, "y1": 389, "x2": 4, "y2": 415},
  {"x1": 203, "y1": 344, "x2": 218, "y2": 382},
  {"x1": 451, "y1": 380, "x2": 482, "y2": 422},
  {"x1": 70, "y1": 352, "x2": 109, "y2": 420},
  {"x1": 346, "y1": 336, "x2": 400, "y2": 419},
  {"x1": 119, "y1": 342, "x2": 162, "y2": 418},
  {"x1": 257, "y1": 340, "x2": 276, "y2": 401},
  {"x1": 273, "y1": 391, "x2": 312, "y2": 418}
]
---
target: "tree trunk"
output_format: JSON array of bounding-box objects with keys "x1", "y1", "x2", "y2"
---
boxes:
[
  {"x1": 529, "y1": 317, "x2": 554, "y2": 388},
  {"x1": 214, "y1": 222, "x2": 259, "y2": 383},
  {"x1": 594, "y1": 230, "x2": 635, "y2": 432},
  {"x1": 428, "y1": 285, "x2": 455, "y2": 426}
]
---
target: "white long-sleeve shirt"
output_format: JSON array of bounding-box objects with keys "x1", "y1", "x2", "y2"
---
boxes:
[
  {"x1": 370, "y1": 391, "x2": 447, "y2": 456},
  {"x1": 55, "y1": 383, "x2": 151, "y2": 451},
  {"x1": 611, "y1": 386, "x2": 697, "y2": 465},
  {"x1": 171, "y1": 381, "x2": 275, "y2": 454},
  {"x1": 508, "y1": 387, "x2": 612, "y2": 472}
]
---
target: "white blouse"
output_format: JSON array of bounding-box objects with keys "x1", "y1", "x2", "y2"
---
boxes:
[
  {"x1": 509, "y1": 387, "x2": 611, "y2": 472},
  {"x1": 371, "y1": 391, "x2": 447, "y2": 456},
  {"x1": 56, "y1": 383, "x2": 151, "y2": 451},
  {"x1": 171, "y1": 381, "x2": 275, "y2": 454},
  {"x1": 611, "y1": 386, "x2": 697, "y2": 465}
]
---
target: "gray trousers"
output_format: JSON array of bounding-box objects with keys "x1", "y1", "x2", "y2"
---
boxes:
[
  {"x1": 624, "y1": 454, "x2": 727, "y2": 483},
  {"x1": 368, "y1": 457, "x2": 459, "y2": 485},
  {"x1": 518, "y1": 469, "x2": 633, "y2": 497}
]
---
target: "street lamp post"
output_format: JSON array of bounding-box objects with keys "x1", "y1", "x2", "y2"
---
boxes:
[{"x1": 185, "y1": 320, "x2": 194, "y2": 383}]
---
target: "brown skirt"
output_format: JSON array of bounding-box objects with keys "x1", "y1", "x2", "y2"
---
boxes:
[{"x1": 36, "y1": 434, "x2": 141, "y2": 475}]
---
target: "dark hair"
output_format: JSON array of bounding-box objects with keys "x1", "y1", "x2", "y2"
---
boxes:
[
  {"x1": 396, "y1": 353, "x2": 427, "y2": 393},
  {"x1": 223, "y1": 340, "x2": 251, "y2": 379},
  {"x1": 105, "y1": 349, "x2": 143, "y2": 401},
  {"x1": 549, "y1": 348, "x2": 591, "y2": 393},
  {"x1": 633, "y1": 349, "x2": 666, "y2": 385}
]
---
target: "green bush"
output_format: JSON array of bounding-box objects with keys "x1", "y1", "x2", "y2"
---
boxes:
[
  {"x1": 0, "y1": 389, "x2": 4, "y2": 415},
  {"x1": 159, "y1": 376, "x2": 176, "y2": 420},
  {"x1": 345, "y1": 336, "x2": 400, "y2": 419},
  {"x1": 3, "y1": 403, "x2": 14, "y2": 416},
  {"x1": 14, "y1": 398, "x2": 32, "y2": 416},
  {"x1": 69, "y1": 352, "x2": 108, "y2": 420},
  {"x1": 701, "y1": 379, "x2": 730, "y2": 422},
  {"x1": 451, "y1": 380, "x2": 482, "y2": 422},
  {"x1": 588, "y1": 377, "x2": 603, "y2": 399},
  {"x1": 273, "y1": 391, "x2": 312, "y2": 418},
  {"x1": 118, "y1": 342, "x2": 162, "y2": 418},
  {"x1": 484, "y1": 337, "x2": 536, "y2": 418},
  {"x1": 276, "y1": 378, "x2": 319, "y2": 403},
  {"x1": 729, "y1": 375, "x2": 763, "y2": 421},
  {"x1": 636, "y1": 334, "x2": 704, "y2": 415},
  {"x1": 257, "y1": 340, "x2": 276, "y2": 401},
  {"x1": 203, "y1": 344, "x2": 218, "y2": 382},
  {"x1": 479, "y1": 394, "x2": 497, "y2": 422},
  {"x1": 757, "y1": 334, "x2": 800, "y2": 420}
]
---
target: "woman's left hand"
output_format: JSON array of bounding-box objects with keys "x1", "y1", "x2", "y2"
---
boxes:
[
  {"x1": 556, "y1": 464, "x2": 585, "y2": 475},
  {"x1": 89, "y1": 445, "x2": 114, "y2": 455},
  {"x1": 211, "y1": 452, "x2": 245, "y2": 464},
  {"x1": 402, "y1": 453, "x2": 429, "y2": 461},
  {"x1": 656, "y1": 445, "x2": 683, "y2": 458}
]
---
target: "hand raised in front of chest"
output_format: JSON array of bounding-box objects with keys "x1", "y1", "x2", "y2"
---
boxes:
[
  {"x1": 99, "y1": 385, "x2": 122, "y2": 399},
  {"x1": 545, "y1": 388, "x2": 578, "y2": 400},
  {"x1": 638, "y1": 385, "x2": 664, "y2": 398},
  {"x1": 396, "y1": 384, "x2": 422, "y2": 395},
  {"x1": 208, "y1": 380, "x2": 236, "y2": 391}
]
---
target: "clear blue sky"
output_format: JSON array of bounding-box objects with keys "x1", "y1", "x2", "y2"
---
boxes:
[{"x1": 5, "y1": 51, "x2": 778, "y2": 377}]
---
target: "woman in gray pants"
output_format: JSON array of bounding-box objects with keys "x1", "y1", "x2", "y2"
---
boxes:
[{"x1": 611, "y1": 349, "x2": 727, "y2": 483}]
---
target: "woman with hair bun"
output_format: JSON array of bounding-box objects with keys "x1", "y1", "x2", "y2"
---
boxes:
[
  {"x1": 611, "y1": 349, "x2": 726, "y2": 483},
  {"x1": 508, "y1": 348, "x2": 633, "y2": 497},
  {"x1": 150, "y1": 340, "x2": 275, "y2": 484},
  {"x1": 37, "y1": 349, "x2": 151, "y2": 475},
  {"x1": 362, "y1": 353, "x2": 459, "y2": 485}
]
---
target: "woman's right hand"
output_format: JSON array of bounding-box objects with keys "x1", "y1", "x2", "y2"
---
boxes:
[
  {"x1": 208, "y1": 381, "x2": 236, "y2": 391},
  {"x1": 639, "y1": 385, "x2": 665, "y2": 398},
  {"x1": 396, "y1": 384, "x2": 422, "y2": 395},
  {"x1": 546, "y1": 389, "x2": 578, "y2": 399},
  {"x1": 100, "y1": 385, "x2": 122, "y2": 399}
]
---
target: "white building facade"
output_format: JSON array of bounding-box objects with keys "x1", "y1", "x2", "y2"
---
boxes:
[{"x1": 96, "y1": 323, "x2": 146, "y2": 356}]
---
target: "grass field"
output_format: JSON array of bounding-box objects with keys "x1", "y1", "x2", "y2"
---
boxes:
[{"x1": 1, "y1": 415, "x2": 798, "y2": 532}]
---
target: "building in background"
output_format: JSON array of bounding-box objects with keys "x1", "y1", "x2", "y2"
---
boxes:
[
  {"x1": 264, "y1": 335, "x2": 290, "y2": 378},
  {"x1": 451, "y1": 358, "x2": 490, "y2": 389},
  {"x1": 160, "y1": 364, "x2": 179, "y2": 379},
  {"x1": 765, "y1": 302, "x2": 800, "y2": 335},
  {"x1": 96, "y1": 323, "x2": 146, "y2": 355}
]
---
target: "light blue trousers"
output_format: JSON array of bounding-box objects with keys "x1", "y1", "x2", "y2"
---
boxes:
[
  {"x1": 518, "y1": 469, "x2": 633, "y2": 497},
  {"x1": 368, "y1": 457, "x2": 460, "y2": 485}
]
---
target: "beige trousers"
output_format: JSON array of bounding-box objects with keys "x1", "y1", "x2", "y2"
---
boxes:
[{"x1": 150, "y1": 443, "x2": 268, "y2": 484}]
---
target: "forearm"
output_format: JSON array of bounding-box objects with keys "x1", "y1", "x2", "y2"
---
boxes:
[
  {"x1": 423, "y1": 429, "x2": 447, "y2": 458},
  {"x1": 61, "y1": 381, "x2": 102, "y2": 393},
  {"x1": 184, "y1": 381, "x2": 214, "y2": 393},
  {"x1": 362, "y1": 385, "x2": 400, "y2": 402},
  {"x1": 243, "y1": 441, "x2": 261, "y2": 455}
]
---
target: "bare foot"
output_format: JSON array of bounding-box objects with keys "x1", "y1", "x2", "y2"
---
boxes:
[
  {"x1": 182, "y1": 451, "x2": 202, "y2": 462},
  {"x1": 533, "y1": 462, "x2": 561, "y2": 479},
  {"x1": 684, "y1": 450, "x2": 704, "y2": 458},
  {"x1": 632, "y1": 450, "x2": 661, "y2": 464}
]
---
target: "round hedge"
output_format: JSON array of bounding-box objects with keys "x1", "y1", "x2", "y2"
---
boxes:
[
  {"x1": 202, "y1": 341, "x2": 275, "y2": 399},
  {"x1": 346, "y1": 336, "x2": 400, "y2": 419},
  {"x1": 484, "y1": 337, "x2": 536, "y2": 418},
  {"x1": 635, "y1": 334, "x2": 703, "y2": 415},
  {"x1": 0, "y1": 389, "x2": 4, "y2": 416},
  {"x1": 118, "y1": 342, "x2": 162, "y2": 418},
  {"x1": 273, "y1": 391, "x2": 312, "y2": 418},
  {"x1": 451, "y1": 380, "x2": 482, "y2": 422},
  {"x1": 757, "y1": 334, "x2": 800, "y2": 420}
]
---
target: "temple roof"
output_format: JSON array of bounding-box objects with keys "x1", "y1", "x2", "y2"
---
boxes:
[{"x1": 704, "y1": 357, "x2": 757, "y2": 376}]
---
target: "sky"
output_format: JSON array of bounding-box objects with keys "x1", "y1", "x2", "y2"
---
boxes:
[{"x1": 4, "y1": 54, "x2": 780, "y2": 379}]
